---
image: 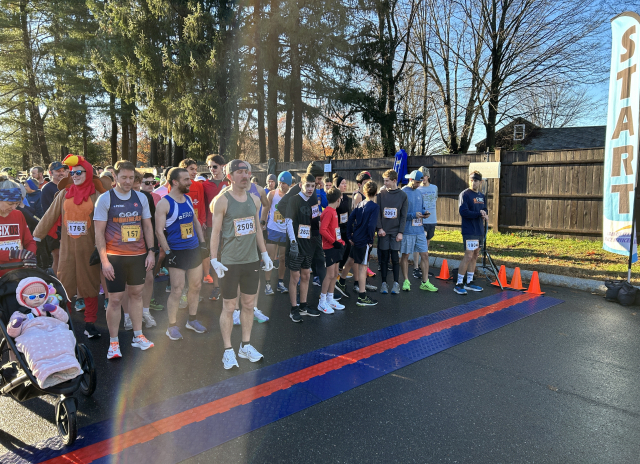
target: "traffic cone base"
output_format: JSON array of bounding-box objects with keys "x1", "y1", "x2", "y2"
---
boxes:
[
  {"x1": 435, "y1": 259, "x2": 450, "y2": 280},
  {"x1": 526, "y1": 271, "x2": 544, "y2": 295},
  {"x1": 509, "y1": 267, "x2": 525, "y2": 290},
  {"x1": 491, "y1": 265, "x2": 508, "y2": 287}
]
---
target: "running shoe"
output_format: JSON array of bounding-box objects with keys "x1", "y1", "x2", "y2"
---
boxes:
[
  {"x1": 179, "y1": 295, "x2": 188, "y2": 309},
  {"x1": 264, "y1": 283, "x2": 274, "y2": 295},
  {"x1": 317, "y1": 301, "x2": 335, "y2": 314},
  {"x1": 165, "y1": 284, "x2": 171, "y2": 293},
  {"x1": 464, "y1": 280, "x2": 483, "y2": 292},
  {"x1": 238, "y1": 343, "x2": 264, "y2": 362},
  {"x1": 391, "y1": 282, "x2": 400, "y2": 294},
  {"x1": 335, "y1": 281, "x2": 349, "y2": 298},
  {"x1": 233, "y1": 309, "x2": 241, "y2": 325},
  {"x1": 290, "y1": 307, "x2": 303, "y2": 323},
  {"x1": 84, "y1": 323, "x2": 100, "y2": 339},
  {"x1": 223, "y1": 349, "x2": 239, "y2": 369},
  {"x1": 420, "y1": 280, "x2": 438, "y2": 292},
  {"x1": 132, "y1": 334, "x2": 154, "y2": 350},
  {"x1": 367, "y1": 267, "x2": 376, "y2": 277},
  {"x1": 107, "y1": 341, "x2": 122, "y2": 360},
  {"x1": 299, "y1": 305, "x2": 321, "y2": 317},
  {"x1": 149, "y1": 299, "x2": 164, "y2": 311},
  {"x1": 327, "y1": 298, "x2": 345, "y2": 310},
  {"x1": 277, "y1": 281, "x2": 289, "y2": 293},
  {"x1": 365, "y1": 283, "x2": 377, "y2": 291},
  {"x1": 209, "y1": 287, "x2": 221, "y2": 300},
  {"x1": 75, "y1": 298, "x2": 85, "y2": 311},
  {"x1": 124, "y1": 315, "x2": 133, "y2": 331},
  {"x1": 312, "y1": 276, "x2": 321, "y2": 286},
  {"x1": 453, "y1": 284, "x2": 468, "y2": 295},
  {"x1": 380, "y1": 282, "x2": 389, "y2": 294},
  {"x1": 253, "y1": 307, "x2": 269, "y2": 323},
  {"x1": 143, "y1": 312, "x2": 157, "y2": 328},
  {"x1": 357, "y1": 295, "x2": 378, "y2": 306},
  {"x1": 186, "y1": 319, "x2": 207, "y2": 333},
  {"x1": 158, "y1": 267, "x2": 169, "y2": 276},
  {"x1": 203, "y1": 275, "x2": 214, "y2": 284},
  {"x1": 332, "y1": 293, "x2": 341, "y2": 301},
  {"x1": 413, "y1": 268, "x2": 422, "y2": 279},
  {"x1": 166, "y1": 326, "x2": 183, "y2": 340},
  {"x1": 402, "y1": 279, "x2": 411, "y2": 291}
]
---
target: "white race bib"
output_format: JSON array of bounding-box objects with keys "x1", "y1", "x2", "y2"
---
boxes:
[
  {"x1": 234, "y1": 217, "x2": 256, "y2": 236},
  {"x1": 67, "y1": 221, "x2": 88, "y2": 236},
  {"x1": 311, "y1": 205, "x2": 320, "y2": 218},
  {"x1": 0, "y1": 239, "x2": 21, "y2": 251},
  {"x1": 384, "y1": 207, "x2": 397, "y2": 219},
  {"x1": 298, "y1": 224, "x2": 311, "y2": 239},
  {"x1": 340, "y1": 212, "x2": 348, "y2": 224},
  {"x1": 466, "y1": 239, "x2": 480, "y2": 251},
  {"x1": 412, "y1": 218, "x2": 422, "y2": 227},
  {"x1": 335, "y1": 228, "x2": 341, "y2": 240}
]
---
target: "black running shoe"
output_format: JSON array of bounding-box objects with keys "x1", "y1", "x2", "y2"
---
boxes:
[
  {"x1": 357, "y1": 295, "x2": 378, "y2": 306},
  {"x1": 84, "y1": 322, "x2": 101, "y2": 338},
  {"x1": 413, "y1": 268, "x2": 422, "y2": 279},
  {"x1": 290, "y1": 307, "x2": 303, "y2": 323},
  {"x1": 335, "y1": 281, "x2": 349, "y2": 298},
  {"x1": 299, "y1": 305, "x2": 321, "y2": 317}
]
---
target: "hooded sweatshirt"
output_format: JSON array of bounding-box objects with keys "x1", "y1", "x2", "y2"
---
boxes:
[
  {"x1": 376, "y1": 188, "x2": 408, "y2": 235},
  {"x1": 347, "y1": 199, "x2": 379, "y2": 247}
]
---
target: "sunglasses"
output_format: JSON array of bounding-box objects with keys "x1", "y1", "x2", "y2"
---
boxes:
[
  {"x1": 26, "y1": 293, "x2": 47, "y2": 300},
  {"x1": 143, "y1": 181, "x2": 155, "y2": 185},
  {"x1": 208, "y1": 165, "x2": 219, "y2": 170},
  {"x1": 70, "y1": 170, "x2": 86, "y2": 176}
]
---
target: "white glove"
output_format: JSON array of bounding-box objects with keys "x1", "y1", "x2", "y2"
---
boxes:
[
  {"x1": 261, "y1": 251, "x2": 273, "y2": 272},
  {"x1": 210, "y1": 258, "x2": 228, "y2": 278}
]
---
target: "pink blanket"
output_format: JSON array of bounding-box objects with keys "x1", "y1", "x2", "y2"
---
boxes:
[{"x1": 8, "y1": 312, "x2": 82, "y2": 389}]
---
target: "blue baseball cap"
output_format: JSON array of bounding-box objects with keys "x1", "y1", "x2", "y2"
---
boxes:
[
  {"x1": 405, "y1": 170, "x2": 423, "y2": 181},
  {"x1": 48, "y1": 161, "x2": 65, "y2": 172},
  {"x1": 278, "y1": 171, "x2": 293, "y2": 185}
]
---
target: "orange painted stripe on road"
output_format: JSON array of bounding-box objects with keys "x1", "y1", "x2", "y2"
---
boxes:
[{"x1": 43, "y1": 293, "x2": 535, "y2": 464}]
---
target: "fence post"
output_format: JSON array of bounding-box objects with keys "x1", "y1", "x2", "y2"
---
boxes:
[{"x1": 492, "y1": 147, "x2": 501, "y2": 232}]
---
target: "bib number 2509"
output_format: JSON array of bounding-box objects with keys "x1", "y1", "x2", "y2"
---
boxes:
[{"x1": 233, "y1": 217, "x2": 256, "y2": 236}]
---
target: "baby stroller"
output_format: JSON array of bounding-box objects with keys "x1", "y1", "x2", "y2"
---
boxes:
[{"x1": 0, "y1": 263, "x2": 96, "y2": 446}]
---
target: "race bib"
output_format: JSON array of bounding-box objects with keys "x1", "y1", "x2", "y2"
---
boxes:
[
  {"x1": 298, "y1": 224, "x2": 311, "y2": 239},
  {"x1": 180, "y1": 222, "x2": 194, "y2": 239},
  {"x1": 466, "y1": 239, "x2": 480, "y2": 251},
  {"x1": 384, "y1": 207, "x2": 397, "y2": 219},
  {"x1": 121, "y1": 224, "x2": 141, "y2": 242},
  {"x1": 194, "y1": 209, "x2": 199, "y2": 219},
  {"x1": 412, "y1": 218, "x2": 422, "y2": 227},
  {"x1": 0, "y1": 239, "x2": 21, "y2": 251},
  {"x1": 67, "y1": 221, "x2": 87, "y2": 236},
  {"x1": 233, "y1": 217, "x2": 256, "y2": 236},
  {"x1": 340, "y1": 212, "x2": 348, "y2": 224},
  {"x1": 335, "y1": 228, "x2": 341, "y2": 241},
  {"x1": 274, "y1": 210, "x2": 284, "y2": 224},
  {"x1": 311, "y1": 205, "x2": 320, "y2": 218}
]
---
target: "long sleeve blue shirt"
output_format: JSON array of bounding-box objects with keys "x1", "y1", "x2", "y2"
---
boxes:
[
  {"x1": 401, "y1": 185, "x2": 427, "y2": 235},
  {"x1": 347, "y1": 200, "x2": 379, "y2": 247},
  {"x1": 458, "y1": 188, "x2": 487, "y2": 236}
]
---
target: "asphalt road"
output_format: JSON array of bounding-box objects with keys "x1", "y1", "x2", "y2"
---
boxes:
[{"x1": 0, "y1": 265, "x2": 638, "y2": 463}]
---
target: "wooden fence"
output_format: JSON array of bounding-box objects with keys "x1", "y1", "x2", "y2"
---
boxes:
[{"x1": 201, "y1": 148, "x2": 605, "y2": 240}]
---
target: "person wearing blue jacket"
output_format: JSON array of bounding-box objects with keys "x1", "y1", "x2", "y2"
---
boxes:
[
  {"x1": 24, "y1": 178, "x2": 43, "y2": 218},
  {"x1": 455, "y1": 171, "x2": 488, "y2": 295}
]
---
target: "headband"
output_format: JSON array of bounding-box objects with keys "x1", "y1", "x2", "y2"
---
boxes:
[{"x1": 0, "y1": 188, "x2": 23, "y2": 202}]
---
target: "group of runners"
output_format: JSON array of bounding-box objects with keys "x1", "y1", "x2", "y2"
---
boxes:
[{"x1": 0, "y1": 153, "x2": 489, "y2": 369}]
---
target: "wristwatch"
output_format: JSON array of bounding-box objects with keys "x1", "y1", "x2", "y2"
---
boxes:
[{"x1": 148, "y1": 246, "x2": 158, "y2": 253}]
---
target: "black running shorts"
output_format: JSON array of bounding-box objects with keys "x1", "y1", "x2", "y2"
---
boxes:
[
  {"x1": 164, "y1": 247, "x2": 202, "y2": 271},
  {"x1": 104, "y1": 254, "x2": 147, "y2": 293},
  {"x1": 349, "y1": 245, "x2": 368, "y2": 265},
  {"x1": 220, "y1": 261, "x2": 260, "y2": 299},
  {"x1": 324, "y1": 247, "x2": 344, "y2": 267}
]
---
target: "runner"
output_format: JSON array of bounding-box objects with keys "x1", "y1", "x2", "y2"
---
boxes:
[
  {"x1": 263, "y1": 171, "x2": 292, "y2": 295},
  {"x1": 0, "y1": 179, "x2": 37, "y2": 275},
  {"x1": 178, "y1": 159, "x2": 207, "y2": 230},
  {"x1": 29, "y1": 166, "x2": 47, "y2": 189},
  {"x1": 155, "y1": 167, "x2": 208, "y2": 340},
  {"x1": 413, "y1": 166, "x2": 438, "y2": 279},
  {"x1": 376, "y1": 169, "x2": 408, "y2": 295},
  {"x1": 455, "y1": 171, "x2": 488, "y2": 295},
  {"x1": 323, "y1": 176, "x2": 333, "y2": 191},
  {"x1": 333, "y1": 174, "x2": 351, "y2": 271},
  {"x1": 209, "y1": 159, "x2": 272, "y2": 369},
  {"x1": 265, "y1": 174, "x2": 276, "y2": 193},
  {"x1": 318, "y1": 187, "x2": 346, "y2": 313},
  {"x1": 400, "y1": 170, "x2": 438, "y2": 293},
  {"x1": 40, "y1": 161, "x2": 68, "y2": 274},
  {"x1": 142, "y1": 172, "x2": 167, "y2": 282},
  {"x1": 94, "y1": 161, "x2": 156, "y2": 359}
]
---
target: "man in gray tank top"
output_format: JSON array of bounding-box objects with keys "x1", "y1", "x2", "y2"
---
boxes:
[{"x1": 209, "y1": 159, "x2": 273, "y2": 370}]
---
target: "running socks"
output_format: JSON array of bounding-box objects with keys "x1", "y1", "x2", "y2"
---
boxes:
[
  {"x1": 133, "y1": 330, "x2": 142, "y2": 338},
  {"x1": 143, "y1": 307, "x2": 150, "y2": 314},
  {"x1": 328, "y1": 293, "x2": 334, "y2": 301},
  {"x1": 188, "y1": 314, "x2": 197, "y2": 321},
  {"x1": 110, "y1": 337, "x2": 118, "y2": 343},
  {"x1": 466, "y1": 272, "x2": 474, "y2": 283},
  {"x1": 457, "y1": 273, "x2": 465, "y2": 285},
  {"x1": 320, "y1": 293, "x2": 326, "y2": 303},
  {"x1": 339, "y1": 277, "x2": 346, "y2": 285}
]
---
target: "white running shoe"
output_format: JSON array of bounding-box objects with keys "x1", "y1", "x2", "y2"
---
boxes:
[
  {"x1": 238, "y1": 343, "x2": 264, "y2": 362},
  {"x1": 223, "y1": 349, "x2": 239, "y2": 369},
  {"x1": 131, "y1": 334, "x2": 154, "y2": 350},
  {"x1": 142, "y1": 312, "x2": 156, "y2": 328},
  {"x1": 327, "y1": 298, "x2": 345, "y2": 310},
  {"x1": 233, "y1": 309, "x2": 241, "y2": 325},
  {"x1": 317, "y1": 300, "x2": 335, "y2": 314},
  {"x1": 253, "y1": 307, "x2": 269, "y2": 323},
  {"x1": 124, "y1": 315, "x2": 132, "y2": 331},
  {"x1": 107, "y1": 341, "x2": 122, "y2": 360}
]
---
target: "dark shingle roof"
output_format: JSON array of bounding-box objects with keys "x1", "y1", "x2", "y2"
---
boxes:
[{"x1": 522, "y1": 126, "x2": 606, "y2": 150}]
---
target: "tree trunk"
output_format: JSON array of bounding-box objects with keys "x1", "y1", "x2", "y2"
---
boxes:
[
  {"x1": 81, "y1": 95, "x2": 88, "y2": 158},
  {"x1": 290, "y1": 10, "x2": 303, "y2": 162},
  {"x1": 121, "y1": 112, "x2": 129, "y2": 162},
  {"x1": 174, "y1": 144, "x2": 184, "y2": 166},
  {"x1": 129, "y1": 121, "x2": 137, "y2": 165},
  {"x1": 266, "y1": 0, "x2": 279, "y2": 160},
  {"x1": 165, "y1": 134, "x2": 172, "y2": 166},
  {"x1": 110, "y1": 93, "x2": 118, "y2": 164},
  {"x1": 254, "y1": 0, "x2": 267, "y2": 162},
  {"x1": 284, "y1": 101, "x2": 292, "y2": 162},
  {"x1": 150, "y1": 138, "x2": 158, "y2": 166},
  {"x1": 421, "y1": 69, "x2": 428, "y2": 156}
]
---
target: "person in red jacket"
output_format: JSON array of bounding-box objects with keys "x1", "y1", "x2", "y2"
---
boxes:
[
  {"x1": 0, "y1": 179, "x2": 38, "y2": 275},
  {"x1": 201, "y1": 154, "x2": 228, "y2": 291},
  {"x1": 318, "y1": 187, "x2": 346, "y2": 314}
]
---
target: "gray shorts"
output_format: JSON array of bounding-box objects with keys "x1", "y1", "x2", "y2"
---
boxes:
[
  {"x1": 423, "y1": 224, "x2": 436, "y2": 240},
  {"x1": 400, "y1": 233, "x2": 428, "y2": 254},
  {"x1": 462, "y1": 235, "x2": 484, "y2": 252},
  {"x1": 378, "y1": 234, "x2": 402, "y2": 251}
]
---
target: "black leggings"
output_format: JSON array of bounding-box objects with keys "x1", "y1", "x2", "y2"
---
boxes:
[{"x1": 379, "y1": 249, "x2": 399, "y2": 283}]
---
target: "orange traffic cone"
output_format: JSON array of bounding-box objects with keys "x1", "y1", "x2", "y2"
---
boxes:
[
  {"x1": 435, "y1": 259, "x2": 450, "y2": 280},
  {"x1": 525, "y1": 271, "x2": 544, "y2": 295},
  {"x1": 491, "y1": 265, "x2": 508, "y2": 287},
  {"x1": 509, "y1": 267, "x2": 525, "y2": 290}
]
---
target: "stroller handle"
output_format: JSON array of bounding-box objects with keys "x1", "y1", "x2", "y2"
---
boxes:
[{"x1": 0, "y1": 262, "x2": 34, "y2": 271}]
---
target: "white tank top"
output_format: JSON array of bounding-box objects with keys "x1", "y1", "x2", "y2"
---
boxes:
[{"x1": 266, "y1": 189, "x2": 286, "y2": 233}]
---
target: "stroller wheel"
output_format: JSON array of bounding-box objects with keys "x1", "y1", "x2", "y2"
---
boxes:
[
  {"x1": 77, "y1": 344, "x2": 97, "y2": 397},
  {"x1": 56, "y1": 397, "x2": 77, "y2": 446}
]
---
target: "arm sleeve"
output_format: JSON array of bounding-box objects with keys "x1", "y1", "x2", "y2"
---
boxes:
[
  {"x1": 196, "y1": 187, "x2": 206, "y2": 225},
  {"x1": 368, "y1": 205, "x2": 379, "y2": 239},
  {"x1": 319, "y1": 211, "x2": 333, "y2": 243},
  {"x1": 319, "y1": 190, "x2": 328, "y2": 208},
  {"x1": 41, "y1": 185, "x2": 55, "y2": 213},
  {"x1": 33, "y1": 190, "x2": 64, "y2": 240},
  {"x1": 458, "y1": 192, "x2": 481, "y2": 219},
  {"x1": 92, "y1": 192, "x2": 110, "y2": 222},
  {"x1": 346, "y1": 210, "x2": 356, "y2": 241},
  {"x1": 285, "y1": 219, "x2": 296, "y2": 242}
]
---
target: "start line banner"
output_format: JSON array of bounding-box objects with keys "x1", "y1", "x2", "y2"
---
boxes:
[{"x1": 603, "y1": 12, "x2": 640, "y2": 262}]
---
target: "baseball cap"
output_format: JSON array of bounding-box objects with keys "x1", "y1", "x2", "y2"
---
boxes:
[
  {"x1": 405, "y1": 170, "x2": 424, "y2": 181},
  {"x1": 49, "y1": 161, "x2": 65, "y2": 172},
  {"x1": 470, "y1": 171, "x2": 483, "y2": 181},
  {"x1": 228, "y1": 159, "x2": 251, "y2": 173},
  {"x1": 418, "y1": 166, "x2": 430, "y2": 178},
  {"x1": 195, "y1": 175, "x2": 206, "y2": 182},
  {"x1": 278, "y1": 171, "x2": 293, "y2": 185}
]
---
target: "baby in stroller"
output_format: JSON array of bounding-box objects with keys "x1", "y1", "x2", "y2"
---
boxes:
[{"x1": 6, "y1": 277, "x2": 82, "y2": 389}]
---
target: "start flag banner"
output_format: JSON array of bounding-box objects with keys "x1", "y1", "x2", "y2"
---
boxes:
[{"x1": 603, "y1": 12, "x2": 640, "y2": 262}]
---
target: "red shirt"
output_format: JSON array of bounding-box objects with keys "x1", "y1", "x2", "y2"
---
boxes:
[
  {"x1": 170, "y1": 180, "x2": 206, "y2": 226},
  {"x1": 202, "y1": 178, "x2": 230, "y2": 227},
  {"x1": 320, "y1": 207, "x2": 344, "y2": 250},
  {"x1": 0, "y1": 210, "x2": 37, "y2": 277}
]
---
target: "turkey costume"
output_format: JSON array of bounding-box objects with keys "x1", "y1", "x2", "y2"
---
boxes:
[{"x1": 33, "y1": 155, "x2": 111, "y2": 332}]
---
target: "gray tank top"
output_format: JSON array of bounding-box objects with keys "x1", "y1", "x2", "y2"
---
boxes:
[{"x1": 221, "y1": 191, "x2": 260, "y2": 265}]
